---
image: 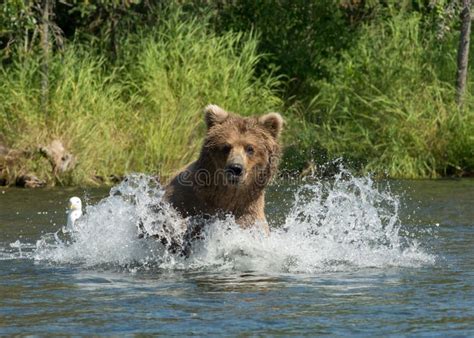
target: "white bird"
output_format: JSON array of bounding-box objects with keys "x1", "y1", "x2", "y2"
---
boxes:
[{"x1": 66, "y1": 196, "x2": 82, "y2": 232}]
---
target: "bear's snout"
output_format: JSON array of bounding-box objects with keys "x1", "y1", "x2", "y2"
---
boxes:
[{"x1": 225, "y1": 163, "x2": 244, "y2": 181}]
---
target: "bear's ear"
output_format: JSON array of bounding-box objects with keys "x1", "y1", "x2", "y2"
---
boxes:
[
  {"x1": 259, "y1": 112, "x2": 284, "y2": 138},
  {"x1": 204, "y1": 104, "x2": 229, "y2": 129}
]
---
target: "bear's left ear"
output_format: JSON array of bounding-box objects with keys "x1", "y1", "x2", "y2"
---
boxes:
[{"x1": 259, "y1": 112, "x2": 284, "y2": 138}]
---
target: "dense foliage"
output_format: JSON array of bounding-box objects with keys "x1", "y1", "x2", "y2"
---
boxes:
[{"x1": 0, "y1": 1, "x2": 473, "y2": 185}]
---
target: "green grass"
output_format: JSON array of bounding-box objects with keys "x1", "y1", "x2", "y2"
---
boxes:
[
  {"x1": 287, "y1": 12, "x2": 474, "y2": 178},
  {"x1": 0, "y1": 10, "x2": 282, "y2": 186},
  {"x1": 1, "y1": 8, "x2": 473, "y2": 185},
  {"x1": 121, "y1": 12, "x2": 282, "y2": 176}
]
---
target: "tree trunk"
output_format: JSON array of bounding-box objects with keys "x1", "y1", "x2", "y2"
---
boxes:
[
  {"x1": 110, "y1": 13, "x2": 118, "y2": 61},
  {"x1": 456, "y1": 0, "x2": 472, "y2": 106},
  {"x1": 40, "y1": 0, "x2": 51, "y2": 114}
]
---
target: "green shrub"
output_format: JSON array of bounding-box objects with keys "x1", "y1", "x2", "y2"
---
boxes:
[
  {"x1": 0, "y1": 49, "x2": 130, "y2": 184},
  {"x1": 299, "y1": 12, "x2": 474, "y2": 178},
  {"x1": 0, "y1": 9, "x2": 282, "y2": 185}
]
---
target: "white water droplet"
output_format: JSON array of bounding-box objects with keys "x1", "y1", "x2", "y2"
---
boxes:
[{"x1": 33, "y1": 171, "x2": 435, "y2": 272}]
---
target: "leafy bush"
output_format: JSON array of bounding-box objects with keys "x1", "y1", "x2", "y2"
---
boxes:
[
  {"x1": 299, "y1": 12, "x2": 474, "y2": 178},
  {"x1": 0, "y1": 9, "x2": 281, "y2": 185}
]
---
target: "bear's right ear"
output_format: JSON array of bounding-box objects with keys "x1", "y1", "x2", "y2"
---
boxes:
[
  {"x1": 259, "y1": 112, "x2": 284, "y2": 138},
  {"x1": 204, "y1": 104, "x2": 229, "y2": 129}
]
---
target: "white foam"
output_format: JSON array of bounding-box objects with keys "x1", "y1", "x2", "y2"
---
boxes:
[{"x1": 32, "y1": 171, "x2": 435, "y2": 272}]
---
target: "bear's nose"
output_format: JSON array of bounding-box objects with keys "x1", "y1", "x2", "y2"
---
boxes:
[{"x1": 226, "y1": 163, "x2": 244, "y2": 177}]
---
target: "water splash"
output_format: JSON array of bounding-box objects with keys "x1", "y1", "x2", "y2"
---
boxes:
[{"x1": 32, "y1": 171, "x2": 435, "y2": 273}]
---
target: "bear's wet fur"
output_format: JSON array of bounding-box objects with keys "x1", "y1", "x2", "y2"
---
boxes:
[{"x1": 140, "y1": 104, "x2": 283, "y2": 255}]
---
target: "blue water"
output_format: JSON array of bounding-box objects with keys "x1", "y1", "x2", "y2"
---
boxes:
[{"x1": 1, "y1": 176, "x2": 473, "y2": 335}]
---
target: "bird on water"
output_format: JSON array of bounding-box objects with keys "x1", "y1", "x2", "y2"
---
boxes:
[{"x1": 66, "y1": 196, "x2": 82, "y2": 232}]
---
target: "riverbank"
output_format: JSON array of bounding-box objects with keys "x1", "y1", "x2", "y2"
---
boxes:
[{"x1": 1, "y1": 138, "x2": 472, "y2": 189}]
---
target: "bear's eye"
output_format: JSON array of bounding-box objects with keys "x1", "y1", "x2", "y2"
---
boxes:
[
  {"x1": 221, "y1": 144, "x2": 231, "y2": 154},
  {"x1": 245, "y1": 145, "x2": 255, "y2": 156}
]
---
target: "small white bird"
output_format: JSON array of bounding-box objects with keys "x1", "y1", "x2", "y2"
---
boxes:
[{"x1": 66, "y1": 196, "x2": 82, "y2": 232}]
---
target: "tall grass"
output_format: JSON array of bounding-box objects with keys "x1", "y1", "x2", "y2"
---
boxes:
[
  {"x1": 121, "y1": 12, "x2": 281, "y2": 175},
  {"x1": 0, "y1": 11, "x2": 281, "y2": 185},
  {"x1": 0, "y1": 49, "x2": 133, "y2": 184},
  {"x1": 295, "y1": 12, "x2": 474, "y2": 178},
  {"x1": 2, "y1": 7, "x2": 473, "y2": 184}
]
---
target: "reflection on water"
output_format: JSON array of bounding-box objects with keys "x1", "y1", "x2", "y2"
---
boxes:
[{"x1": 0, "y1": 177, "x2": 473, "y2": 335}]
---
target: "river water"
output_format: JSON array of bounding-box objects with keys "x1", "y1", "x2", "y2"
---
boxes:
[{"x1": 0, "y1": 173, "x2": 473, "y2": 335}]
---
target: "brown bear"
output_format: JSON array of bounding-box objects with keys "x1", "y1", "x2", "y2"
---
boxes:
[{"x1": 164, "y1": 104, "x2": 284, "y2": 234}]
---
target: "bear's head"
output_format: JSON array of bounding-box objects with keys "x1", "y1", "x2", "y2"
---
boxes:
[{"x1": 197, "y1": 104, "x2": 283, "y2": 192}]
